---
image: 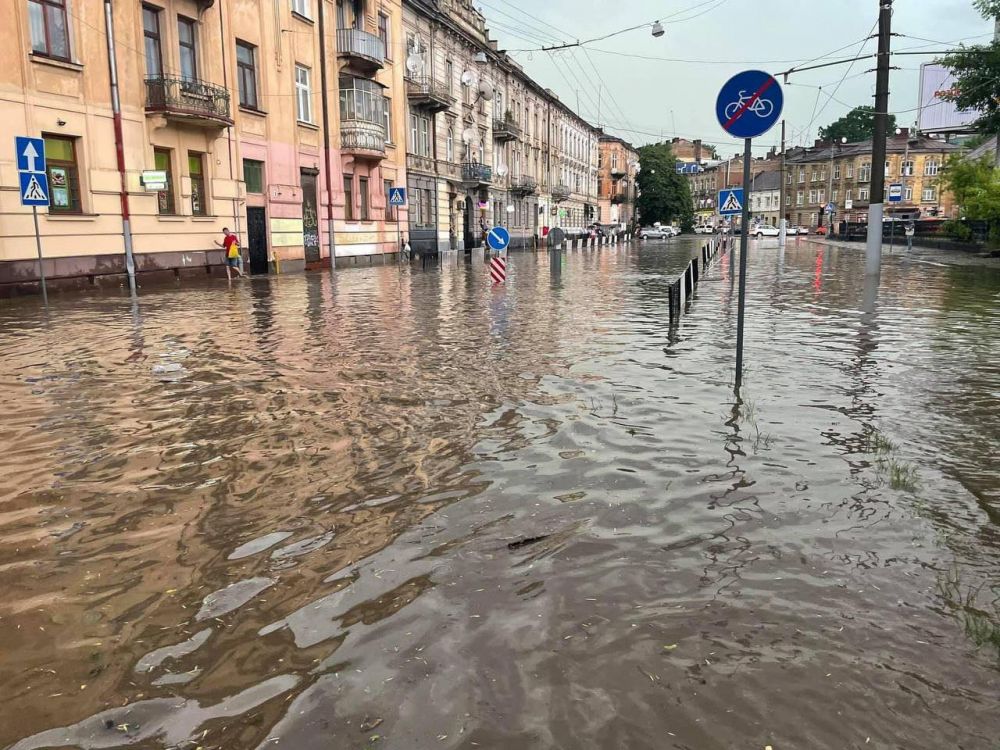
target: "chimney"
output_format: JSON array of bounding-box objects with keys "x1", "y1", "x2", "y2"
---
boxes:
[{"x1": 694, "y1": 139, "x2": 702, "y2": 164}]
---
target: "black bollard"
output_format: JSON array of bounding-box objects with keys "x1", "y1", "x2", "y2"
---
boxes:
[{"x1": 693, "y1": 257, "x2": 700, "y2": 286}]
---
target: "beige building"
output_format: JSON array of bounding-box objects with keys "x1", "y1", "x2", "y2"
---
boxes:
[
  {"x1": 1, "y1": 0, "x2": 409, "y2": 294},
  {"x1": 597, "y1": 134, "x2": 638, "y2": 228}
]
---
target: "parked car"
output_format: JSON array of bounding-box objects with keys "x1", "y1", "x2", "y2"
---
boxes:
[
  {"x1": 693, "y1": 224, "x2": 713, "y2": 234},
  {"x1": 785, "y1": 226, "x2": 799, "y2": 236},
  {"x1": 798, "y1": 226, "x2": 812, "y2": 235},
  {"x1": 752, "y1": 224, "x2": 780, "y2": 238},
  {"x1": 639, "y1": 227, "x2": 671, "y2": 240},
  {"x1": 664, "y1": 225, "x2": 681, "y2": 237}
]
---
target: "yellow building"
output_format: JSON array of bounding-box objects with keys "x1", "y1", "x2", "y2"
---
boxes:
[{"x1": 0, "y1": 0, "x2": 408, "y2": 294}]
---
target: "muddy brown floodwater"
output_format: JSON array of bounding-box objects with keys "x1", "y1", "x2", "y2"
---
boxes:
[{"x1": 1, "y1": 239, "x2": 998, "y2": 750}]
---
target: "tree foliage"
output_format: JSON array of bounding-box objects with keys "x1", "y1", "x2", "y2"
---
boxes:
[
  {"x1": 942, "y1": 155, "x2": 1000, "y2": 221},
  {"x1": 635, "y1": 142, "x2": 694, "y2": 230},
  {"x1": 939, "y1": 1, "x2": 1000, "y2": 135},
  {"x1": 818, "y1": 106, "x2": 896, "y2": 143}
]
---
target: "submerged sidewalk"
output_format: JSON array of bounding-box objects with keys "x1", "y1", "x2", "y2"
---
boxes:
[{"x1": 798, "y1": 236, "x2": 1000, "y2": 269}]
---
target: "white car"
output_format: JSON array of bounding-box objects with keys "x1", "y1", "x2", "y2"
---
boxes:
[
  {"x1": 693, "y1": 225, "x2": 713, "y2": 234},
  {"x1": 664, "y1": 225, "x2": 681, "y2": 237},
  {"x1": 785, "y1": 225, "x2": 799, "y2": 236},
  {"x1": 752, "y1": 224, "x2": 780, "y2": 238}
]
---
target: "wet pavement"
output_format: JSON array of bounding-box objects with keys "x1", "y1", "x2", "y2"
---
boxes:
[{"x1": 1, "y1": 238, "x2": 998, "y2": 750}]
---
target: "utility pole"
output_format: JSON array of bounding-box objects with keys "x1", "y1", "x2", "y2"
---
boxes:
[
  {"x1": 865, "y1": 0, "x2": 893, "y2": 275},
  {"x1": 779, "y1": 118, "x2": 787, "y2": 247}
]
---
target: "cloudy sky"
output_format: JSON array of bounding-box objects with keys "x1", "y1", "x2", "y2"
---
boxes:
[{"x1": 477, "y1": 0, "x2": 994, "y2": 158}]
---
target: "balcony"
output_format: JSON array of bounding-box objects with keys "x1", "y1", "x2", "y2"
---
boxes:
[
  {"x1": 340, "y1": 120, "x2": 386, "y2": 160},
  {"x1": 610, "y1": 167, "x2": 627, "y2": 179},
  {"x1": 611, "y1": 193, "x2": 627, "y2": 204},
  {"x1": 336, "y1": 28, "x2": 385, "y2": 73},
  {"x1": 406, "y1": 75, "x2": 455, "y2": 113},
  {"x1": 552, "y1": 184, "x2": 571, "y2": 202},
  {"x1": 144, "y1": 76, "x2": 232, "y2": 127},
  {"x1": 493, "y1": 117, "x2": 520, "y2": 143},
  {"x1": 510, "y1": 176, "x2": 538, "y2": 196},
  {"x1": 462, "y1": 162, "x2": 492, "y2": 185},
  {"x1": 406, "y1": 153, "x2": 435, "y2": 174}
]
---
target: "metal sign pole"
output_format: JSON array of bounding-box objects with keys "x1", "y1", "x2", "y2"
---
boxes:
[
  {"x1": 32, "y1": 206, "x2": 48, "y2": 304},
  {"x1": 735, "y1": 137, "x2": 752, "y2": 393}
]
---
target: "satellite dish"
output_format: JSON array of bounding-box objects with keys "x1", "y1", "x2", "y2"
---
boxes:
[
  {"x1": 496, "y1": 164, "x2": 509, "y2": 177},
  {"x1": 405, "y1": 55, "x2": 422, "y2": 74},
  {"x1": 460, "y1": 70, "x2": 478, "y2": 88},
  {"x1": 478, "y1": 80, "x2": 494, "y2": 100},
  {"x1": 461, "y1": 128, "x2": 477, "y2": 145}
]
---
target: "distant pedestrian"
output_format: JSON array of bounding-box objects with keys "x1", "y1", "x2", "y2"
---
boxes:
[{"x1": 215, "y1": 227, "x2": 245, "y2": 280}]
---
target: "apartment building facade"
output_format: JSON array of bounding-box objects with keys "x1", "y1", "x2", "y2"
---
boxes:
[
  {"x1": 783, "y1": 131, "x2": 959, "y2": 227},
  {"x1": 597, "y1": 135, "x2": 638, "y2": 228},
  {"x1": 400, "y1": 0, "x2": 599, "y2": 255},
  {"x1": 1, "y1": 0, "x2": 408, "y2": 292}
]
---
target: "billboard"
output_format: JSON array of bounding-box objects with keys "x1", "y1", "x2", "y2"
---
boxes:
[{"x1": 918, "y1": 63, "x2": 979, "y2": 133}]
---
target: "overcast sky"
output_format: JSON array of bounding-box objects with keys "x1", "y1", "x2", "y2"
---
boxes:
[{"x1": 477, "y1": 0, "x2": 994, "y2": 158}]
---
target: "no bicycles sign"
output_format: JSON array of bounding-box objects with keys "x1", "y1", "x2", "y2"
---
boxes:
[{"x1": 716, "y1": 70, "x2": 783, "y2": 139}]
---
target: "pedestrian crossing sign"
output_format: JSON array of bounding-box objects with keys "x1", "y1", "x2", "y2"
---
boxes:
[
  {"x1": 388, "y1": 187, "x2": 407, "y2": 206},
  {"x1": 19, "y1": 171, "x2": 50, "y2": 207},
  {"x1": 718, "y1": 188, "x2": 744, "y2": 216}
]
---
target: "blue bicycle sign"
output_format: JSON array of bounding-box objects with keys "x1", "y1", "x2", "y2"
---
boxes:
[{"x1": 716, "y1": 70, "x2": 783, "y2": 139}]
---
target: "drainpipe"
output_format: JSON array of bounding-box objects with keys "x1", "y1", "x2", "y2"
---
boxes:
[
  {"x1": 102, "y1": 0, "x2": 137, "y2": 294},
  {"x1": 217, "y1": 1, "x2": 241, "y2": 257},
  {"x1": 317, "y1": 0, "x2": 337, "y2": 270}
]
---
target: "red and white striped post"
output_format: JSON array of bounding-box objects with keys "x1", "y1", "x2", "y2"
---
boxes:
[{"x1": 489, "y1": 255, "x2": 507, "y2": 285}]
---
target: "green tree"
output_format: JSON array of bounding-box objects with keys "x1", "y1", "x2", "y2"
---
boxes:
[
  {"x1": 818, "y1": 106, "x2": 896, "y2": 143},
  {"x1": 939, "y1": 1, "x2": 1000, "y2": 135},
  {"x1": 635, "y1": 142, "x2": 694, "y2": 230},
  {"x1": 942, "y1": 155, "x2": 1000, "y2": 222}
]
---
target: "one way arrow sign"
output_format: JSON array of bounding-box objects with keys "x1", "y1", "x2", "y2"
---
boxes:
[{"x1": 16, "y1": 136, "x2": 46, "y2": 174}]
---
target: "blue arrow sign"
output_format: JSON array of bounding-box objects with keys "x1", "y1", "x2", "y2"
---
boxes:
[
  {"x1": 19, "y1": 171, "x2": 50, "y2": 206},
  {"x1": 15, "y1": 136, "x2": 46, "y2": 174},
  {"x1": 716, "y1": 70, "x2": 783, "y2": 139},
  {"x1": 487, "y1": 226, "x2": 510, "y2": 252},
  {"x1": 388, "y1": 187, "x2": 407, "y2": 206},
  {"x1": 718, "y1": 188, "x2": 744, "y2": 216}
]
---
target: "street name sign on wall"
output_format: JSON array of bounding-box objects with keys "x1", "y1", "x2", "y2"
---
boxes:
[{"x1": 716, "y1": 70, "x2": 783, "y2": 139}]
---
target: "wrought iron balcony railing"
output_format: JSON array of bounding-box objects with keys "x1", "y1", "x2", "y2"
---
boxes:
[
  {"x1": 337, "y1": 28, "x2": 385, "y2": 70},
  {"x1": 552, "y1": 184, "x2": 571, "y2": 201},
  {"x1": 405, "y1": 75, "x2": 455, "y2": 112},
  {"x1": 144, "y1": 76, "x2": 232, "y2": 125},
  {"x1": 340, "y1": 120, "x2": 386, "y2": 159},
  {"x1": 462, "y1": 162, "x2": 493, "y2": 184},
  {"x1": 493, "y1": 118, "x2": 520, "y2": 142},
  {"x1": 511, "y1": 176, "x2": 538, "y2": 196}
]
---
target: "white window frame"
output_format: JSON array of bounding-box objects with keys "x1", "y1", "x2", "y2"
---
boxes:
[
  {"x1": 796, "y1": 190, "x2": 804, "y2": 207},
  {"x1": 292, "y1": 0, "x2": 311, "y2": 19},
  {"x1": 446, "y1": 126, "x2": 454, "y2": 162},
  {"x1": 904, "y1": 185, "x2": 913, "y2": 201},
  {"x1": 901, "y1": 160, "x2": 914, "y2": 176},
  {"x1": 858, "y1": 187, "x2": 869, "y2": 201},
  {"x1": 846, "y1": 163, "x2": 854, "y2": 179},
  {"x1": 924, "y1": 159, "x2": 940, "y2": 176},
  {"x1": 922, "y1": 186, "x2": 937, "y2": 202},
  {"x1": 295, "y1": 64, "x2": 313, "y2": 123},
  {"x1": 858, "y1": 163, "x2": 871, "y2": 182}
]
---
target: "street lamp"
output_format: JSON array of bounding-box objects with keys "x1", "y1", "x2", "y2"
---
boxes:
[{"x1": 651, "y1": 20, "x2": 665, "y2": 37}]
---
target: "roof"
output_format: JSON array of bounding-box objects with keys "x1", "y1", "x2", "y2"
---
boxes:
[
  {"x1": 785, "y1": 133, "x2": 961, "y2": 165},
  {"x1": 750, "y1": 170, "x2": 783, "y2": 191},
  {"x1": 965, "y1": 136, "x2": 998, "y2": 162}
]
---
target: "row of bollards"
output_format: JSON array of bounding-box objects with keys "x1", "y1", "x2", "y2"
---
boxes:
[{"x1": 668, "y1": 236, "x2": 730, "y2": 324}]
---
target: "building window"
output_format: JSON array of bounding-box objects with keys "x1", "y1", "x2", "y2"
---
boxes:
[
  {"x1": 844, "y1": 188, "x2": 851, "y2": 201},
  {"x1": 384, "y1": 179, "x2": 395, "y2": 221},
  {"x1": 922, "y1": 186, "x2": 937, "y2": 202},
  {"x1": 858, "y1": 187, "x2": 869, "y2": 201},
  {"x1": 243, "y1": 158, "x2": 264, "y2": 194},
  {"x1": 413, "y1": 187, "x2": 433, "y2": 228},
  {"x1": 29, "y1": 0, "x2": 71, "y2": 60},
  {"x1": 798, "y1": 168, "x2": 805, "y2": 184},
  {"x1": 292, "y1": 0, "x2": 311, "y2": 19},
  {"x1": 904, "y1": 185, "x2": 913, "y2": 201},
  {"x1": 902, "y1": 160, "x2": 914, "y2": 176},
  {"x1": 832, "y1": 188, "x2": 839, "y2": 203},
  {"x1": 785, "y1": 171, "x2": 792, "y2": 185},
  {"x1": 142, "y1": 5, "x2": 163, "y2": 77},
  {"x1": 343, "y1": 174, "x2": 354, "y2": 220},
  {"x1": 188, "y1": 152, "x2": 207, "y2": 215},
  {"x1": 383, "y1": 97, "x2": 393, "y2": 143},
  {"x1": 154, "y1": 148, "x2": 175, "y2": 215},
  {"x1": 808, "y1": 189, "x2": 816, "y2": 204},
  {"x1": 796, "y1": 190, "x2": 803, "y2": 207},
  {"x1": 446, "y1": 60, "x2": 454, "y2": 94},
  {"x1": 43, "y1": 135, "x2": 80, "y2": 213},
  {"x1": 178, "y1": 16, "x2": 197, "y2": 80},
  {"x1": 833, "y1": 164, "x2": 841, "y2": 180},
  {"x1": 378, "y1": 13, "x2": 389, "y2": 56},
  {"x1": 446, "y1": 127, "x2": 454, "y2": 162},
  {"x1": 358, "y1": 176, "x2": 369, "y2": 220},
  {"x1": 858, "y1": 162, "x2": 871, "y2": 182},
  {"x1": 236, "y1": 41, "x2": 258, "y2": 109},
  {"x1": 340, "y1": 75, "x2": 385, "y2": 127},
  {"x1": 811, "y1": 170, "x2": 818, "y2": 183},
  {"x1": 924, "y1": 159, "x2": 940, "y2": 176},
  {"x1": 295, "y1": 64, "x2": 313, "y2": 123},
  {"x1": 818, "y1": 191, "x2": 825, "y2": 205},
  {"x1": 846, "y1": 163, "x2": 854, "y2": 179},
  {"x1": 409, "y1": 113, "x2": 431, "y2": 157}
]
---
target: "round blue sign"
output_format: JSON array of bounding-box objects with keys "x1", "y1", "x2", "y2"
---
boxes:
[
  {"x1": 487, "y1": 226, "x2": 510, "y2": 252},
  {"x1": 716, "y1": 70, "x2": 783, "y2": 139}
]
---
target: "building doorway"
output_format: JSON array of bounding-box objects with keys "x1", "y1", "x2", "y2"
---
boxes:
[
  {"x1": 246, "y1": 207, "x2": 269, "y2": 274},
  {"x1": 463, "y1": 196, "x2": 475, "y2": 251},
  {"x1": 301, "y1": 170, "x2": 321, "y2": 264}
]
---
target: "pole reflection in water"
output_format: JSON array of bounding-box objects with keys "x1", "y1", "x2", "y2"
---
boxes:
[{"x1": 0, "y1": 239, "x2": 998, "y2": 750}]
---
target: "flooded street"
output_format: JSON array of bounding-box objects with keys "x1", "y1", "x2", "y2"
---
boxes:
[{"x1": 1, "y1": 238, "x2": 998, "y2": 749}]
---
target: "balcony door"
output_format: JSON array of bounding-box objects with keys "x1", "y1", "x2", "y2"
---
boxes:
[
  {"x1": 178, "y1": 16, "x2": 197, "y2": 81},
  {"x1": 336, "y1": 0, "x2": 363, "y2": 29}
]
